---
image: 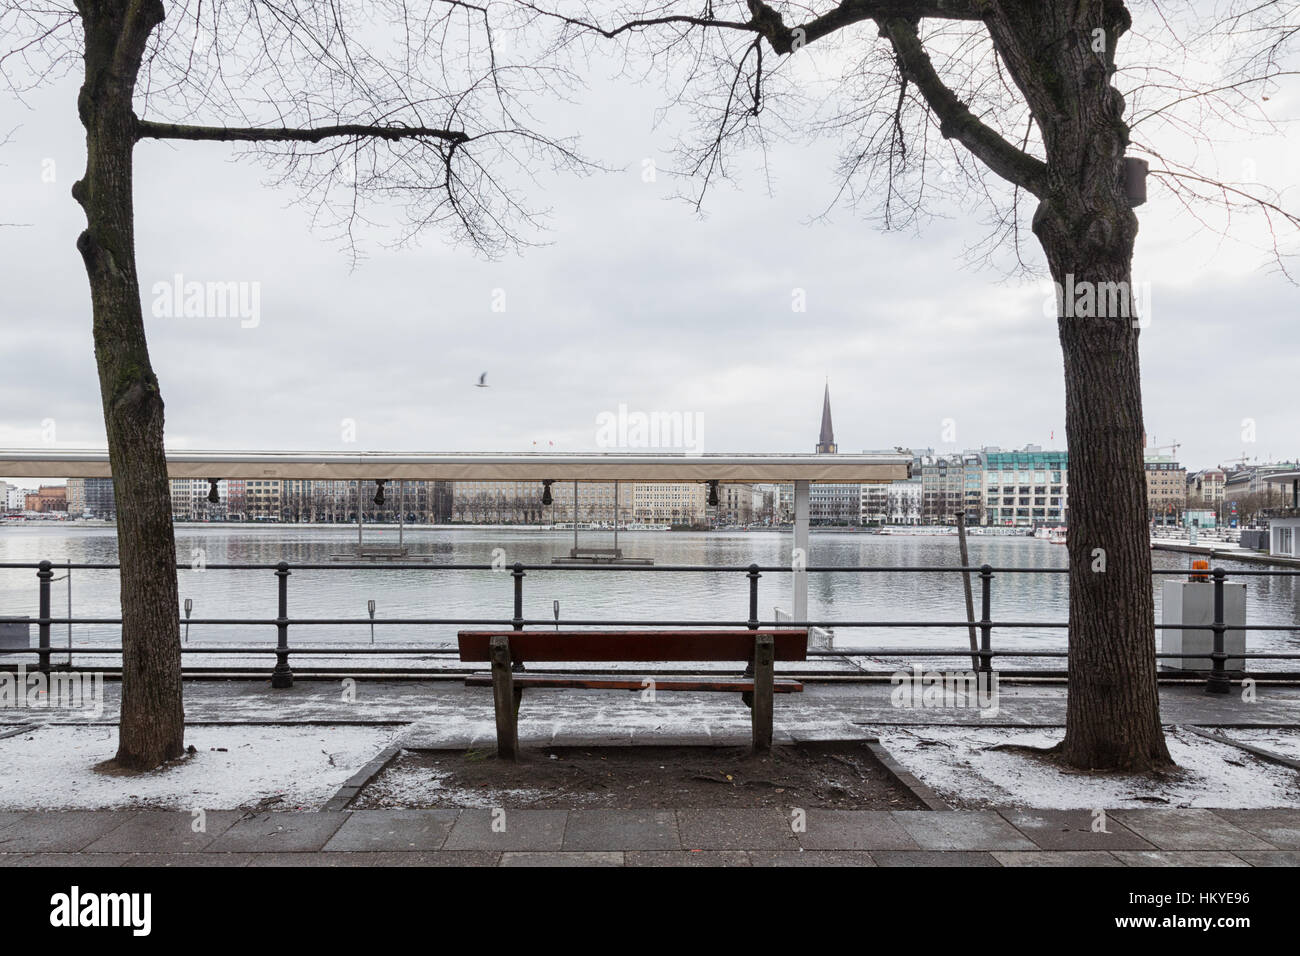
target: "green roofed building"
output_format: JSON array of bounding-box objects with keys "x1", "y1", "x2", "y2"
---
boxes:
[{"x1": 982, "y1": 446, "x2": 1069, "y2": 528}]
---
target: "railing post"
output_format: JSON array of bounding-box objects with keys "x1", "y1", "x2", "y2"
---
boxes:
[
  {"x1": 747, "y1": 564, "x2": 761, "y2": 630},
  {"x1": 741, "y1": 564, "x2": 761, "y2": 701},
  {"x1": 511, "y1": 562, "x2": 526, "y2": 673},
  {"x1": 1206, "y1": 567, "x2": 1231, "y2": 695},
  {"x1": 978, "y1": 564, "x2": 994, "y2": 675},
  {"x1": 271, "y1": 561, "x2": 293, "y2": 688},
  {"x1": 37, "y1": 560, "x2": 52, "y2": 675}
]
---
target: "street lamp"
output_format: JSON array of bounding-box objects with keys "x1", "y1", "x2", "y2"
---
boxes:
[
  {"x1": 367, "y1": 599, "x2": 376, "y2": 645},
  {"x1": 183, "y1": 598, "x2": 193, "y2": 644}
]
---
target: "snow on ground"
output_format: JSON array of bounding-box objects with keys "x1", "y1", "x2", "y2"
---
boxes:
[
  {"x1": 0, "y1": 724, "x2": 397, "y2": 810},
  {"x1": 353, "y1": 760, "x2": 554, "y2": 810},
  {"x1": 1227, "y1": 728, "x2": 1300, "y2": 762},
  {"x1": 875, "y1": 725, "x2": 1300, "y2": 809}
]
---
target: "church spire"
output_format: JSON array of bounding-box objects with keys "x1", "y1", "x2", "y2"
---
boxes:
[{"x1": 816, "y1": 382, "x2": 837, "y2": 454}]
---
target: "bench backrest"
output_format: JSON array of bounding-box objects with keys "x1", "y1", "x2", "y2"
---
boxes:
[{"x1": 457, "y1": 629, "x2": 808, "y2": 663}]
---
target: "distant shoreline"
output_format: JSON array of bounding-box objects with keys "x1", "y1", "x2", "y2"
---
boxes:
[{"x1": 3, "y1": 518, "x2": 1037, "y2": 536}]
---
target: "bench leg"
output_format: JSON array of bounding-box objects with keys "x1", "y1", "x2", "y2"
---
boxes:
[
  {"x1": 752, "y1": 634, "x2": 774, "y2": 754},
  {"x1": 489, "y1": 635, "x2": 519, "y2": 760}
]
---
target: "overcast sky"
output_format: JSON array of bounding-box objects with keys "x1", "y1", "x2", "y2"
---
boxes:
[{"x1": 2, "y1": 8, "x2": 1298, "y2": 485}]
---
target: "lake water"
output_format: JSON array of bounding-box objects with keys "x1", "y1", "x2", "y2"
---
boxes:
[{"x1": 1, "y1": 524, "x2": 1297, "y2": 671}]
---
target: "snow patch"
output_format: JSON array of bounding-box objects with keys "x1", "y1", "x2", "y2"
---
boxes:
[
  {"x1": 874, "y1": 725, "x2": 1300, "y2": 809},
  {"x1": 0, "y1": 724, "x2": 397, "y2": 810}
]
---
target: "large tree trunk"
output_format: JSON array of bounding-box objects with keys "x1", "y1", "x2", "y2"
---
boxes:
[
  {"x1": 73, "y1": 0, "x2": 184, "y2": 771},
  {"x1": 991, "y1": 0, "x2": 1171, "y2": 770},
  {"x1": 1047, "y1": 253, "x2": 1171, "y2": 770}
]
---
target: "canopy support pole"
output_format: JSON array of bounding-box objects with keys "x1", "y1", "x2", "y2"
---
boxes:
[{"x1": 793, "y1": 479, "x2": 809, "y2": 623}]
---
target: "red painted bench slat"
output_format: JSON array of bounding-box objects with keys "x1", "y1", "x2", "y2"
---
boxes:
[
  {"x1": 463, "y1": 675, "x2": 804, "y2": 693},
  {"x1": 457, "y1": 629, "x2": 809, "y2": 663}
]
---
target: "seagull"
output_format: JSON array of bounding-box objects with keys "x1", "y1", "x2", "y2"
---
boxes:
[{"x1": 475, "y1": 372, "x2": 489, "y2": 388}]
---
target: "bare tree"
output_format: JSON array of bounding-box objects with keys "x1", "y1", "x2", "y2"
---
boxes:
[
  {"x1": 510, "y1": 0, "x2": 1300, "y2": 770},
  {"x1": 1, "y1": 0, "x2": 582, "y2": 770}
]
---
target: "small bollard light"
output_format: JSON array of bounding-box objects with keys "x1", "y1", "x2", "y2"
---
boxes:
[
  {"x1": 367, "y1": 599, "x2": 376, "y2": 645},
  {"x1": 183, "y1": 598, "x2": 193, "y2": 644},
  {"x1": 553, "y1": 599, "x2": 560, "y2": 631}
]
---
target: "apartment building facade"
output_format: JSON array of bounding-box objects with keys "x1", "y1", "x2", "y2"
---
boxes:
[
  {"x1": 982, "y1": 447, "x2": 1069, "y2": 527},
  {"x1": 1144, "y1": 455, "x2": 1187, "y2": 526},
  {"x1": 862, "y1": 478, "x2": 922, "y2": 525}
]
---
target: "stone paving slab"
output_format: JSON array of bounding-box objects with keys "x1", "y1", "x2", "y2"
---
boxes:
[
  {"x1": 795, "y1": 810, "x2": 919, "y2": 851},
  {"x1": 748, "y1": 850, "x2": 877, "y2": 867},
  {"x1": 1213, "y1": 809, "x2": 1300, "y2": 849},
  {"x1": 625, "y1": 850, "x2": 750, "y2": 866},
  {"x1": 1109, "y1": 809, "x2": 1275, "y2": 852},
  {"x1": 84, "y1": 810, "x2": 243, "y2": 853},
  {"x1": 992, "y1": 851, "x2": 1123, "y2": 867},
  {"x1": 869, "y1": 850, "x2": 1000, "y2": 866},
  {"x1": 891, "y1": 811, "x2": 1037, "y2": 851},
  {"x1": 1110, "y1": 850, "x2": 1251, "y2": 866},
  {"x1": 996, "y1": 810, "x2": 1155, "y2": 851},
  {"x1": 442, "y1": 810, "x2": 568, "y2": 851},
  {"x1": 0, "y1": 852, "x2": 137, "y2": 867},
  {"x1": 204, "y1": 812, "x2": 348, "y2": 853},
  {"x1": 676, "y1": 809, "x2": 800, "y2": 850},
  {"x1": 322, "y1": 809, "x2": 459, "y2": 851},
  {"x1": 563, "y1": 810, "x2": 679, "y2": 851},
  {"x1": 0, "y1": 810, "x2": 139, "y2": 853},
  {"x1": 246, "y1": 851, "x2": 498, "y2": 867},
  {"x1": 1232, "y1": 850, "x2": 1300, "y2": 866},
  {"x1": 123, "y1": 853, "x2": 258, "y2": 867},
  {"x1": 500, "y1": 851, "x2": 625, "y2": 867}
]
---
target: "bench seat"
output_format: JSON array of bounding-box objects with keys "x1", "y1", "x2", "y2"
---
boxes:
[
  {"x1": 457, "y1": 629, "x2": 809, "y2": 759},
  {"x1": 464, "y1": 674, "x2": 804, "y2": 693}
]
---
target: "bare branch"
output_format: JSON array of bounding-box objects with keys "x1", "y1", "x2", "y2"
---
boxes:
[
  {"x1": 135, "y1": 118, "x2": 470, "y2": 144},
  {"x1": 876, "y1": 15, "x2": 1047, "y2": 197}
]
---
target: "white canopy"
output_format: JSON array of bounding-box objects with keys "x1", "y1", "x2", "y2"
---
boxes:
[{"x1": 0, "y1": 449, "x2": 912, "y2": 483}]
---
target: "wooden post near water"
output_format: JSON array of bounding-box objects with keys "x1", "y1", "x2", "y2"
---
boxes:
[{"x1": 956, "y1": 512, "x2": 980, "y2": 673}]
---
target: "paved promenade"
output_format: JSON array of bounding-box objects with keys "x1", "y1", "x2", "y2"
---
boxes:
[
  {"x1": 5, "y1": 680, "x2": 1298, "y2": 866},
  {"x1": 23, "y1": 679, "x2": 1300, "y2": 744},
  {"x1": 1, "y1": 808, "x2": 1298, "y2": 866}
]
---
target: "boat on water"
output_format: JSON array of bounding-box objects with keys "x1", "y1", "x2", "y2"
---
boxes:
[
  {"x1": 624, "y1": 522, "x2": 670, "y2": 531},
  {"x1": 1035, "y1": 526, "x2": 1068, "y2": 544}
]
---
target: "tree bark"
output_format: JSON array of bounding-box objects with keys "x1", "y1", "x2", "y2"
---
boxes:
[
  {"x1": 986, "y1": 0, "x2": 1172, "y2": 770},
  {"x1": 73, "y1": 0, "x2": 184, "y2": 771}
]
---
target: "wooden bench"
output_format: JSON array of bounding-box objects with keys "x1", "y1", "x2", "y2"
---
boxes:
[{"x1": 457, "y1": 629, "x2": 809, "y2": 759}]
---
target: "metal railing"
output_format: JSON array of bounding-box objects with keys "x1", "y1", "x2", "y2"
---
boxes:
[{"x1": 2, "y1": 559, "x2": 1299, "y2": 692}]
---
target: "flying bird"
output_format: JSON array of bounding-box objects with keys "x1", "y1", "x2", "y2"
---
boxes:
[{"x1": 475, "y1": 372, "x2": 489, "y2": 388}]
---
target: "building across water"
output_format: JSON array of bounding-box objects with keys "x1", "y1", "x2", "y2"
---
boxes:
[{"x1": 982, "y1": 447, "x2": 1069, "y2": 528}]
